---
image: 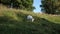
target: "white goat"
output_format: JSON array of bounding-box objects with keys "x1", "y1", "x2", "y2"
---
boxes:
[{"x1": 27, "y1": 15, "x2": 34, "y2": 22}]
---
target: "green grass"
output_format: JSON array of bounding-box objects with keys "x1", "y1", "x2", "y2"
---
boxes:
[{"x1": 0, "y1": 5, "x2": 60, "y2": 34}]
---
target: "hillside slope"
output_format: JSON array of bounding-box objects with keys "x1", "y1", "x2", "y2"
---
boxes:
[{"x1": 0, "y1": 5, "x2": 60, "y2": 34}]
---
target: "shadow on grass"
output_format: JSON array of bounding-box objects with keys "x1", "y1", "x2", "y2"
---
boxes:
[{"x1": 0, "y1": 13, "x2": 60, "y2": 34}]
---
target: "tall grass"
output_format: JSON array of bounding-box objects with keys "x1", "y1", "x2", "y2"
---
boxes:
[
  {"x1": 2, "y1": 11, "x2": 18, "y2": 20},
  {"x1": 0, "y1": 5, "x2": 60, "y2": 34}
]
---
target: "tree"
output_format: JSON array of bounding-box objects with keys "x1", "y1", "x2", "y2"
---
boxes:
[
  {"x1": 40, "y1": 0, "x2": 60, "y2": 14},
  {"x1": 0, "y1": 0, "x2": 34, "y2": 11}
]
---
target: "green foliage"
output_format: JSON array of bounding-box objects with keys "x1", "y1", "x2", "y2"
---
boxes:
[
  {"x1": 0, "y1": 0, "x2": 34, "y2": 11},
  {"x1": 40, "y1": 0, "x2": 60, "y2": 14}
]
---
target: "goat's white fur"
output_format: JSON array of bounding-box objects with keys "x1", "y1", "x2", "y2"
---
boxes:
[{"x1": 27, "y1": 15, "x2": 34, "y2": 22}]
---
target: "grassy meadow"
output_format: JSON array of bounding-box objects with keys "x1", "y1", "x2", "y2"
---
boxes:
[{"x1": 0, "y1": 4, "x2": 60, "y2": 34}]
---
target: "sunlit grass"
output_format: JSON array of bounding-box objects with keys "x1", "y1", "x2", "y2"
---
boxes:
[{"x1": 0, "y1": 4, "x2": 60, "y2": 34}]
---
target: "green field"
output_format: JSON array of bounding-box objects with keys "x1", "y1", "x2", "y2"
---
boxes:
[{"x1": 0, "y1": 5, "x2": 60, "y2": 34}]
